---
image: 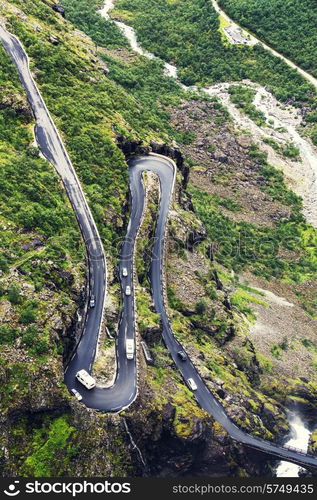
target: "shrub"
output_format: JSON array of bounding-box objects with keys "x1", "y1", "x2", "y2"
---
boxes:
[
  {"x1": 8, "y1": 285, "x2": 21, "y2": 305},
  {"x1": 195, "y1": 299, "x2": 207, "y2": 315},
  {"x1": 0, "y1": 256, "x2": 9, "y2": 272},
  {"x1": 19, "y1": 308, "x2": 37, "y2": 325}
]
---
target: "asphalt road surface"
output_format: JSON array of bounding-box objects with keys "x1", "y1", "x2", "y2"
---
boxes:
[{"x1": 1, "y1": 25, "x2": 317, "y2": 470}]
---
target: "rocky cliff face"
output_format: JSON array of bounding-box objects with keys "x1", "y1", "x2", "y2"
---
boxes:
[{"x1": 124, "y1": 374, "x2": 274, "y2": 477}]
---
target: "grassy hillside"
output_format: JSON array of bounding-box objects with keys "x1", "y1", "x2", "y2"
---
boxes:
[
  {"x1": 0, "y1": 42, "x2": 84, "y2": 361},
  {"x1": 218, "y1": 0, "x2": 317, "y2": 77}
]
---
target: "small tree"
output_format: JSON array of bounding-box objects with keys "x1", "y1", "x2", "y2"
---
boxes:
[
  {"x1": 19, "y1": 308, "x2": 36, "y2": 325},
  {"x1": 279, "y1": 336, "x2": 289, "y2": 351},
  {"x1": 0, "y1": 256, "x2": 9, "y2": 273},
  {"x1": 8, "y1": 285, "x2": 21, "y2": 305},
  {"x1": 26, "y1": 146, "x2": 40, "y2": 158},
  {"x1": 195, "y1": 299, "x2": 207, "y2": 315}
]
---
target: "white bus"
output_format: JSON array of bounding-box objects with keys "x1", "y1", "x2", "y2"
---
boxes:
[
  {"x1": 126, "y1": 339, "x2": 135, "y2": 360},
  {"x1": 76, "y1": 369, "x2": 96, "y2": 390}
]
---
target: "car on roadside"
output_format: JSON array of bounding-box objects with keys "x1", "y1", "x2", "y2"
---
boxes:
[
  {"x1": 178, "y1": 351, "x2": 187, "y2": 361},
  {"x1": 122, "y1": 267, "x2": 128, "y2": 277},
  {"x1": 71, "y1": 388, "x2": 83, "y2": 401},
  {"x1": 125, "y1": 285, "x2": 131, "y2": 296},
  {"x1": 187, "y1": 378, "x2": 198, "y2": 391}
]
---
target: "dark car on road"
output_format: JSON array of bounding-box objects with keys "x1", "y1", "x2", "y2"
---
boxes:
[{"x1": 178, "y1": 351, "x2": 187, "y2": 361}]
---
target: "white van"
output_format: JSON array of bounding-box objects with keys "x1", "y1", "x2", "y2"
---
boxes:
[
  {"x1": 125, "y1": 285, "x2": 131, "y2": 296},
  {"x1": 187, "y1": 378, "x2": 198, "y2": 391},
  {"x1": 76, "y1": 369, "x2": 96, "y2": 390},
  {"x1": 126, "y1": 339, "x2": 135, "y2": 360}
]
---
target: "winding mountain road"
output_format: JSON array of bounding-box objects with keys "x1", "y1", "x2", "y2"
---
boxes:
[{"x1": 1, "y1": 24, "x2": 317, "y2": 471}]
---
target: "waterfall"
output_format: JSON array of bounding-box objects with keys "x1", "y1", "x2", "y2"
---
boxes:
[{"x1": 276, "y1": 413, "x2": 311, "y2": 477}]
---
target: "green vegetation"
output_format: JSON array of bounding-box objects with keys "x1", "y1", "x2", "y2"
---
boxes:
[
  {"x1": 270, "y1": 337, "x2": 290, "y2": 359},
  {"x1": 219, "y1": 0, "x2": 317, "y2": 77},
  {"x1": 114, "y1": 0, "x2": 315, "y2": 107},
  {"x1": 173, "y1": 388, "x2": 207, "y2": 438},
  {"x1": 0, "y1": 40, "x2": 84, "y2": 365},
  {"x1": 258, "y1": 162, "x2": 301, "y2": 205},
  {"x1": 256, "y1": 353, "x2": 273, "y2": 374},
  {"x1": 8, "y1": 285, "x2": 21, "y2": 304},
  {"x1": 62, "y1": 0, "x2": 188, "y2": 144},
  {"x1": 219, "y1": 0, "x2": 317, "y2": 142},
  {"x1": 263, "y1": 137, "x2": 301, "y2": 160},
  {"x1": 301, "y1": 338, "x2": 317, "y2": 352},
  {"x1": 209, "y1": 193, "x2": 242, "y2": 213},
  {"x1": 23, "y1": 416, "x2": 75, "y2": 476},
  {"x1": 136, "y1": 290, "x2": 161, "y2": 333},
  {"x1": 62, "y1": 0, "x2": 128, "y2": 48},
  {"x1": 189, "y1": 174, "x2": 317, "y2": 288},
  {"x1": 0, "y1": 39, "x2": 85, "y2": 281},
  {"x1": 195, "y1": 298, "x2": 208, "y2": 315},
  {"x1": 5, "y1": 17, "x2": 128, "y2": 247},
  {"x1": 229, "y1": 85, "x2": 266, "y2": 126},
  {"x1": 230, "y1": 288, "x2": 267, "y2": 322},
  {"x1": 93, "y1": 53, "x2": 186, "y2": 140}
]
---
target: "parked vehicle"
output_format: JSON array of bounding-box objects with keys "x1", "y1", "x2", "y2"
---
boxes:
[
  {"x1": 126, "y1": 339, "x2": 135, "y2": 360},
  {"x1": 141, "y1": 340, "x2": 154, "y2": 365},
  {"x1": 76, "y1": 369, "x2": 96, "y2": 390},
  {"x1": 122, "y1": 267, "x2": 128, "y2": 277},
  {"x1": 187, "y1": 378, "x2": 197, "y2": 391},
  {"x1": 71, "y1": 388, "x2": 82, "y2": 401},
  {"x1": 125, "y1": 285, "x2": 131, "y2": 296},
  {"x1": 178, "y1": 351, "x2": 187, "y2": 361},
  {"x1": 90, "y1": 295, "x2": 95, "y2": 308}
]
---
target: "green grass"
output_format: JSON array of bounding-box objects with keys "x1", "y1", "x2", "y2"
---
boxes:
[
  {"x1": 23, "y1": 416, "x2": 75, "y2": 477},
  {"x1": 136, "y1": 290, "x2": 161, "y2": 332},
  {"x1": 218, "y1": 14, "x2": 231, "y2": 45},
  {"x1": 231, "y1": 288, "x2": 267, "y2": 322}
]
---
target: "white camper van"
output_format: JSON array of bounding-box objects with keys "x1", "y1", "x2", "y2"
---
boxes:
[
  {"x1": 76, "y1": 369, "x2": 96, "y2": 390},
  {"x1": 126, "y1": 339, "x2": 135, "y2": 360},
  {"x1": 187, "y1": 378, "x2": 198, "y2": 391}
]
